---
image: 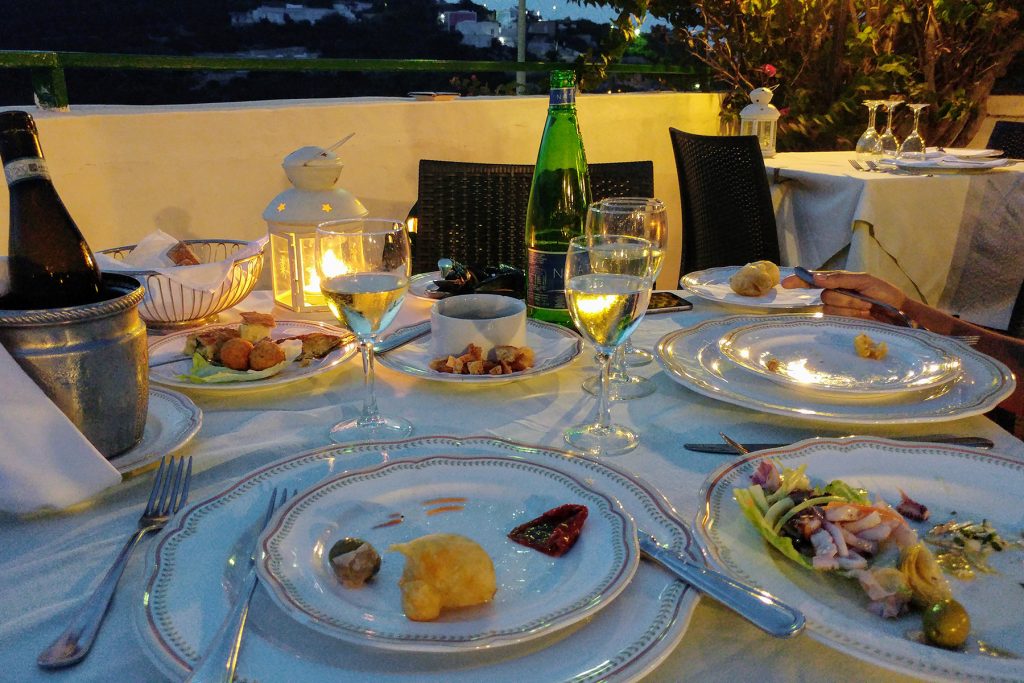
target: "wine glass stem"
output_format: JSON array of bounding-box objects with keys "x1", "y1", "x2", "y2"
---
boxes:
[
  {"x1": 886, "y1": 106, "x2": 894, "y2": 133},
  {"x1": 596, "y1": 351, "x2": 612, "y2": 429},
  {"x1": 913, "y1": 108, "x2": 921, "y2": 134},
  {"x1": 358, "y1": 341, "x2": 380, "y2": 423}
]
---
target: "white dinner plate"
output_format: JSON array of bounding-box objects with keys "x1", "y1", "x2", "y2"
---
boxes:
[
  {"x1": 409, "y1": 271, "x2": 443, "y2": 300},
  {"x1": 107, "y1": 387, "x2": 201, "y2": 473},
  {"x1": 681, "y1": 266, "x2": 822, "y2": 310},
  {"x1": 136, "y1": 436, "x2": 701, "y2": 682},
  {"x1": 258, "y1": 455, "x2": 639, "y2": 651},
  {"x1": 718, "y1": 317, "x2": 962, "y2": 397},
  {"x1": 655, "y1": 315, "x2": 1014, "y2": 424},
  {"x1": 881, "y1": 157, "x2": 1012, "y2": 174},
  {"x1": 924, "y1": 147, "x2": 1003, "y2": 159},
  {"x1": 376, "y1": 319, "x2": 582, "y2": 384},
  {"x1": 698, "y1": 437, "x2": 1024, "y2": 682},
  {"x1": 147, "y1": 320, "x2": 358, "y2": 391}
]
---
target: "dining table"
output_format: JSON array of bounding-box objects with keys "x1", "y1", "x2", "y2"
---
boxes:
[
  {"x1": 765, "y1": 151, "x2": 1024, "y2": 330},
  {"x1": 1, "y1": 286, "x2": 1021, "y2": 683}
]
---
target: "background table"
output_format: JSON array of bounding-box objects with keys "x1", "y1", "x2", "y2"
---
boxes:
[
  {"x1": 1, "y1": 291, "x2": 1021, "y2": 682},
  {"x1": 766, "y1": 151, "x2": 1024, "y2": 329}
]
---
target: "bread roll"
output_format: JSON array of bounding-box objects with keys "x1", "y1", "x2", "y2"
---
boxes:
[{"x1": 729, "y1": 261, "x2": 781, "y2": 297}]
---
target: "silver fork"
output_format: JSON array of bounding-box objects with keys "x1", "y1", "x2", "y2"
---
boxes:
[
  {"x1": 186, "y1": 488, "x2": 294, "y2": 683},
  {"x1": 38, "y1": 456, "x2": 193, "y2": 669},
  {"x1": 953, "y1": 335, "x2": 981, "y2": 347}
]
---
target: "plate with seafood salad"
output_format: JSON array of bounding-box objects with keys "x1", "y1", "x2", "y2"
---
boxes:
[
  {"x1": 699, "y1": 437, "x2": 1024, "y2": 682},
  {"x1": 257, "y1": 455, "x2": 639, "y2": 651}
]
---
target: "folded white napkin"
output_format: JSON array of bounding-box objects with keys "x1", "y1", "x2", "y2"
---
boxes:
[
  {"x1": 0, "y1": 341, "x2": 121, "y2": 515},
  {"x1": 95, "y1": 229, "x2": 267, "y2": 292}
]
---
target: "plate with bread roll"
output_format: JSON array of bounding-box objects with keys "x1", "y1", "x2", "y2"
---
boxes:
[
  {"x1": 680, "y1": 262, "x2": 823, "y2": 310},
  {"x1": 147, "y1": 312, "x2": 358, "y2": 391}
]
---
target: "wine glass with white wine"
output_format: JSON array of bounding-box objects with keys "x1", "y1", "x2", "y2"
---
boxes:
[
  {"x1": 582, "y1": 197, "x2": 667, "y2": 401},
  {"x1": 564, "y1": 234, "x2": 654, "y2": 456},
  {"x1": 316, "y1": 218, "x2": 412, "y2": 442}
]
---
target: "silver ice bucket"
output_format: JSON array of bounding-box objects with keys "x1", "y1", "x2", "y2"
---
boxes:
[{"x1": 0, "y1": 272, "x2": 149, "y2": 458}]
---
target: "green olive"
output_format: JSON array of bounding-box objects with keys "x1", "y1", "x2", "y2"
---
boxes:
[{"x1": 922, "y1": 599, "x2": 970, "y2": 649}]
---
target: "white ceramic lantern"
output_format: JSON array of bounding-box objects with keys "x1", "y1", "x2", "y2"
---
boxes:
[
  {"x1": 263, "y1": 146, "x2": 368, "y2": 312},
  {"x1": 739, "y1": 87, "x2": 781, "y2": 157}
]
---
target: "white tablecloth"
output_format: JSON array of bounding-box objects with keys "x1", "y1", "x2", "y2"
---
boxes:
[
  {"x1": 766, "y1": 151, "x2": 1024, "y2": 329},
  {"x1": 1, "y1": 291, "x2": 1020, "y2": 682}
]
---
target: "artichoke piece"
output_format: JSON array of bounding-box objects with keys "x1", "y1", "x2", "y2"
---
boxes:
[{"x1": 328, "y1": 537, "x2": 381, "y2": 588}]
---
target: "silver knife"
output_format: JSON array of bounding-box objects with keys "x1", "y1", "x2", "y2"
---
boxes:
[
  {"x1": 373, "y1": 320, "x2": 430, "y2": 353},
  {"x1": 639, "y1": 532, "x2": 804, "y2": 638},
  {"x1": 684, "y1": 434, "x2": 994, "y2": 454}
]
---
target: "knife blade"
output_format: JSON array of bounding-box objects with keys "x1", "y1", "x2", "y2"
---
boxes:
[
  {"x1": 684, "y1": 434, "x2": 994, "y2": 454},
  {"x1": 638, "y1": 532, "x2": 804, "y2": 638},
  {"x1": 373, "y1": 320, "x2": 430, "y2": 354}
]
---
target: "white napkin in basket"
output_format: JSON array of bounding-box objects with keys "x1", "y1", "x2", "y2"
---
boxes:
[
  {"x1": 95, "y1": 229, "x2": 267, "y2": 292},
  {"x1": 0, "y1": 340, "x2": 121, "y2": 515}
]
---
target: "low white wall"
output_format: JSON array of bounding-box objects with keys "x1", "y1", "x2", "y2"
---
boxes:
[{"x1": 1, "y1": 92, "x2": 724, "y2": 289}]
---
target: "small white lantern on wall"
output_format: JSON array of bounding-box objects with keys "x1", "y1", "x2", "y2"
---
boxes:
[
  {"x1": 263, "y1": 146, "x2": 367, "y2": 312},
  {"x1": 740, "y1": 87, "x2": 781, "y2": 157}
]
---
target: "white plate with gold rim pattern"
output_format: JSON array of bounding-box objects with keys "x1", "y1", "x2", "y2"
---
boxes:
[
  {"x1": 656, "y1": 315, "x2": 1013, "y2": 424},
  {"x1": 147, "y1": 319, "x2": 358, "y2": 391},
  {"x1": 698, "y1": 437, "x2": 1024, "y2": 682},
  {"x1": 257, "y1": 455, "x2": 639, "y2": 651},
  {"x1": 135, "y1": 436, "x2": 701, "y2": 682},
  {"x1": 718, "y1": 318, "x2": 962, "y2": 397}
]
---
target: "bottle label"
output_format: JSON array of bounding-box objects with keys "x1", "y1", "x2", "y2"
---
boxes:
[
  {"x1": 549, "y1": 87, "x2": 575, "y2": 107},
  {"x1": 4, "y1": 157, "x2": 50, "y2": 185},
  {"x1": 527, "y1": 248, "x2": 567, "y2": 310}
]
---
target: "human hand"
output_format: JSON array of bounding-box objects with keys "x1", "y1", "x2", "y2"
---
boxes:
[{"x1": 781, "y1": 270, "x2": 909, "y2": 321}]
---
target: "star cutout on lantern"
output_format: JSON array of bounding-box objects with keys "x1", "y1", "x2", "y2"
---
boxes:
[
  {"x1": 276, "y1": 202, "x2": 286, "y2": 212},
  {"x1": 321, "y1": 203, "x2": 333, "y2": 213}
]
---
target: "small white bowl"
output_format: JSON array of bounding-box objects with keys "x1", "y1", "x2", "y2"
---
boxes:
[{"x1": 430, "y1": 294, "x2": 526, "y2": 358}]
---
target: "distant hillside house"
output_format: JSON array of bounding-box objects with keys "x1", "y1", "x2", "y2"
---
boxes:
[
  {"x1": 440, "y1": 10, "x2": 477, "y2": 31},
  {"x1": 456, "y1": 20, "x2": 500, "y2": 49},
  {"x1": 230, "y1": 1, "x2": 370, "y2": 26}
]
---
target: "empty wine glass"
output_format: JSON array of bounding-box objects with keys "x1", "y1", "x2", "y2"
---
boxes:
[
  {"x1": 855, "y1": 100, "x2": 884, "y2": 159},
  {"x1": 877, "y1": 100, "x2": 903, "y2": 157},
  {"x1": 581, "y1": 197, "x2": 668, "y2": 401},
  {"x1": 564, "y1": 234, "x2": 654, "y2": 456},
  {"x1": 316, "y1": 218, "x2": 412, "y2": 442},
  {"x1": 898, "y1": 103, "x2": 929, "y2": 160}
]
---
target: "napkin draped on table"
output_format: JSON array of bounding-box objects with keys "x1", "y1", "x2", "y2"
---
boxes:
[
  {"x1": 0, "y1": 342, "x2": 121, "y2": 514},
  {"x1": 95, "y1": 229, "x2": 267, "y2": 292}
]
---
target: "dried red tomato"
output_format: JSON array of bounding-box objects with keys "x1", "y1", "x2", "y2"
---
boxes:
[{"x1": 508, "y1": 504, "x2": 588, "y2": 557}]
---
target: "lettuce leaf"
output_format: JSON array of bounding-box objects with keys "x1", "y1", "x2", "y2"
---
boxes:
[
  {"x1": 823, "y1": 480, "x2": 870, "y2": 504},
  {"x1": 179, "y1": 340, "x2": 301, "y2": 383},
  {"x1": 734, "y1": 487, "x2": 812, "y2": 569}
]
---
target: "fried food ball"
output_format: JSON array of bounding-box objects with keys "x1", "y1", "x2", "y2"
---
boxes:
[
  {"x1": 219, "y1": 337, "x2": 254, "y2": 370},
  {"x1": 390, "y1": 533, "x2": 496, "y2": 622},
  {"x1": 249, "y1": 338, "x2": 286, "y2": 370}
]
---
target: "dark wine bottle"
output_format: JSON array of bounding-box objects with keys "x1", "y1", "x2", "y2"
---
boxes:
[
  {"x1": 525, "y1": 70, "x2": 591, "y2": 326},
  {"x1": 0, "y1": 110, "x2": 102, "y2": 309}
]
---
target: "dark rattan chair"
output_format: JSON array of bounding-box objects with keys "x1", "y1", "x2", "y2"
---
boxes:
[
  {"x1": 411, "y1": 159, "x2": 654, "y2": 274},
  {"x1": 668, "y1": 128, "x2": 781, "y2": 276},
  {"x1": 987, "y1": 120, "x2": 1024, "y2": 159}
]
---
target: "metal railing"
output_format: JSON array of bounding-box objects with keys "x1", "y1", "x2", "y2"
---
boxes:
[{"x1": 0, "y1": 50, "x2": 703, "y2": 110}]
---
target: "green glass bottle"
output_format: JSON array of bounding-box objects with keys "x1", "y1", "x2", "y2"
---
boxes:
[{"x1": 525, "y1": 70, "x2": 591, "y2": 326}]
